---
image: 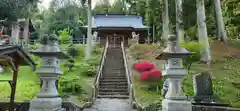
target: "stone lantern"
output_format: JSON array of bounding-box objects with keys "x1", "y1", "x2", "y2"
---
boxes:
[
  {"x1": 29, "y1": 34, "x2": 69, "y2": 111},
  {"x1": 155, "y1": 35, "x2": 193, "y2": 111}
]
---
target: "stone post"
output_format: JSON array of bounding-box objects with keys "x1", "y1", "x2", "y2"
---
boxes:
[
  {"x1": 29, "y1": 34, "x2": 68, "y2": 111},
  {"x1": 156, "y1": 35, "x2": 192, "y2": 111}
]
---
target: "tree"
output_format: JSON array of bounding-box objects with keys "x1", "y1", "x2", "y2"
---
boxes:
[
  {"x1": 196, "y1": 0, "x2": 211, "y2": 65},
  {"x1": 213, "y1": 0, "x2": 228, "y2": 42},
  {"x1": 0, "y1": 0, "x2": 39, "y2": 21}
]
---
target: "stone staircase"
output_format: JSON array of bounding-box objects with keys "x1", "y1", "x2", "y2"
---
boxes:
[{"x1": 97, "y1": 46, "x2": 129, "y2": 99}]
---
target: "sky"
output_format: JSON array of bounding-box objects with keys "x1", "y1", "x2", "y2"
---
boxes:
[{"x1": 38, "y1": 0, "x2": 115, "y2": 9}]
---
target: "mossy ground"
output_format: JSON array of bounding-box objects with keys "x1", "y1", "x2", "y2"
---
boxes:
[{"x1": 127, "y1": 40, "x2": 240, "y2": 108}]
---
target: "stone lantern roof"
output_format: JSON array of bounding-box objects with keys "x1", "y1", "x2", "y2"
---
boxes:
[
  {"x1": 30, "y1": 34, "x2": 69, "y2": 59},
  {"x1": 155, "y1": 35, "x2": 194, "y2": 60}
]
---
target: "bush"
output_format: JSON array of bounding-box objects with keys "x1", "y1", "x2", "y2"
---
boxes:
[
  {"x1": 92, "y1": 45, "x2": 103, "y2": 55},
  {"x1": 181, "y1": 41, "x2": 202, "y2": 66},
  {"x1": 66, "y1": 44, "x2": 85, "y2": 59},
  {"x1": 59, "y1": 75, "x2": 82, "y2": 97},
  {"x1": 79, "y1": 62, "x2": 97, "y2": 77},
  {"x1": 133, "y1": 62, "x2": 155, "y2": 72},
  {"x1": 58, "y1": 28, "x2": 72, "y2": 44},
  {"x1": 84, "y1": 56, "x2": 101, "y2": 66},
  {"x1": 67, "y1": 47, "x2": 79, "y2": 57}
]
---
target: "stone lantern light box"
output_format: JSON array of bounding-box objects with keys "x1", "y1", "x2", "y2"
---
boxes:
[{"x1": 155, "y1": 35, "x2": 194, "y2": 76}]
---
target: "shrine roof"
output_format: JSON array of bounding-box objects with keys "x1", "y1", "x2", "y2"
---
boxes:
[
  {"x1": 0, "y1": 45, "x2": 35, "y2": 70},
  {"x1": 82, "y1": 14, "x2": 148, "y2": 30}
]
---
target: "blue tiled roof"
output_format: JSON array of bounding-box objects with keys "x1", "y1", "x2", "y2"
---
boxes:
[{"x1": 91, "y1": 15, "x2": 148, "y2": 29}]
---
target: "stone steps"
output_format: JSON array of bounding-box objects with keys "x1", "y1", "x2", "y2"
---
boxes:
[
  {"x1": 98, "y1": 47, "x2": 129, "y2": 99},
  {"x1": 99, "y1": 82, "x2": 128, "y2": 86},
  {"x1": 99, "y1": 85, "x2": 128, "y2": 89},
  {"x1": 100, "y1": 79, "x2": 127, "y2": 82},
  {"x1": 99, "y1": 88, "x2": 128, "y2": 92},
  {"x1": 98, "y1": 91, "x2": 129, "y2": 95},
  {"x1": 100, "y1": 76, "x2": 127, "y2": 79},
  {"x1": 97, "y1": 95, "x2": 129, "y2": 99}
]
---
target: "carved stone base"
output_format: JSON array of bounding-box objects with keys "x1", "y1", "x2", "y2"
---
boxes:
[
  {"x1": 162, "y1": 99, "x2": 192, "y2": 111},
  {"x1": 29, "y1": 97, "x2": 65, "y2": 111}
]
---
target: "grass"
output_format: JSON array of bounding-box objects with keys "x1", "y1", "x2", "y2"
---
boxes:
[
  {"x1": 0, "y1": 44, "x2": 103, "y2": 105},
  {"x1": 0, "y1": 66, "x2": 39, "y2": 101},
  {"x1": 127, "y1": 41, "x2": 240, "y2": 108}
]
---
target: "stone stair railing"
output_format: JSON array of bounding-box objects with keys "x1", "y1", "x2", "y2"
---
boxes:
[
  {"x1": 91, "y1": 38, "x2": 109, "y2": 103},
  {"x1": 121, "y1": 41, "x2": 135, "y2": 104}
]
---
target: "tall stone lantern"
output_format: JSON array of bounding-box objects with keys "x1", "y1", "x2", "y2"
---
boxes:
[
  {"x1": 29, "y1": 34, "x2": 69, "y2": 111},
  {"x1": 155, "y1": 35, "x2": 193, "y2": 111}
]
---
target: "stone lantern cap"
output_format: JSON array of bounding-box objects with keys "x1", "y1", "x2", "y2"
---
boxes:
[
  {"x1": 155, "y1": 35, "x2": 194, "y2": 60},
  {"x1": 30, "y1": 34, "x2": 69, "y2": 59}
]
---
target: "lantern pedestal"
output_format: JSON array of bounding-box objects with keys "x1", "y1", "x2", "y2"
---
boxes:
[
  {"x1": 29, "y1": 98, "x2": 64, "y2": 111},
  {"x1": 162, "y1": 99, "x2": 192, "y2": 111},
  {"x1": 162, "y1": 69, "x2": 192, "y2": 111}
]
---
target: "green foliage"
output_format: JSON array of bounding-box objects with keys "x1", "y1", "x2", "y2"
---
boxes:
[
  {"x1": 59, "y1": 75, "x2": 82, "y2": 97},
  {"x1": 0, "y1": 0, "x2": 39, "y2": 21},
  {"x1": 58, "y1": 28, "x2": 72, "y2": 44},
  {"x1": 78, "y1": 56, "x2": 100, "y2": 77},
  {"x1": 181, "y1": 42, "x2": 202, "y2": 65},
  {"x1": 67, "y1": 44, "x2": 85, "y2": 59},
  {"x1": 67, "y1": 47, "x2": 79, "y2": 57},
  {"x1": 78, "y1": 62, "x2": 97, "y2": 77},
  {"x1": 140, "y1": 79, "x2": 164, "y2": 92}
]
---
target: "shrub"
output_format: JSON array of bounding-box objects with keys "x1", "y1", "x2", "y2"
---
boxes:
[
  {"x1": 59, "y1": 75, "x2": 82, "y2": 97},
  {"x1": 139, "y1": 69, "x2": 162, "y2": 81},
  {"x1": 139, "y1": 69, "x2": 163, "y2": 92},
  {"x1": 67, "y1": 47, "x2": 79, "y2": 57},
  {"x1": 92, "y1": 46, "x2": 103, "y2": 55},
  {"x1": 84, "y1": 56, "x2": 100, "y2": 67},
  {"x1": 58, "y1": 28, "x2": 72, "y2": 44},
  {"x1": 181, "y1": 41, "x2": 202, "y2": 66},
  {"x1": 133, "y1": 62, "x2": 155, "y2": 72},
  {"x1": 79, "y1": 62, "x2": 97, "y2": 77}
]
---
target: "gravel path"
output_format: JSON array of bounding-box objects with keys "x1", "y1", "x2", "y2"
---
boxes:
[{"x1": 84, "y1": 99, "x2": 137, "y2": 111}]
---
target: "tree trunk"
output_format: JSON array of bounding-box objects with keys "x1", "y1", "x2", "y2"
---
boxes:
[
  {"x1": 175, "y1": 0, "x2": 184, "y2": 45},
  {"x1": 196, "y1": 0, "x2": 211, "y2": 65},
  {"x1": 85, "y1": 0, "x2": 92, "y2": 59},
  {"x1": 162, "y1": 0, "x2": 169, "y2": 42},
  {"x1": 213, "y1": 0, "x2": 227, "y2": 42}
]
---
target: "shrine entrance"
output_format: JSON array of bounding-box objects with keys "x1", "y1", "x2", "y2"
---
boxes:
[{"x1": 107, "y1": 33, "x2": 123, "y2": 48}]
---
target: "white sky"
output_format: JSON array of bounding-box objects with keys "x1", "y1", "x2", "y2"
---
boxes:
[{"x1": 38, "y1": 0, "x2": 115, "y2": 9}]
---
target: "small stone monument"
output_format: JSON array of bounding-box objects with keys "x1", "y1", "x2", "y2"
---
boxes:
[
  {"x1": 29, "y1": 34, "x2": 69, "y2": 111},
  {"x1": 155, "y1": 35, "x2": 193, "y2": 111},
  {"x1": 193, "y1": 72, "x2": 223, "y2": 104}
]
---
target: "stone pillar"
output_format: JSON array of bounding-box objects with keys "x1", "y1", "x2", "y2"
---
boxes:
[
  {"x1": 159, "y1": 35, "x2": 192, "y2": 111},
  {"x1": 29, "y1": 34, "x2": 68, "y2": 111}
]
